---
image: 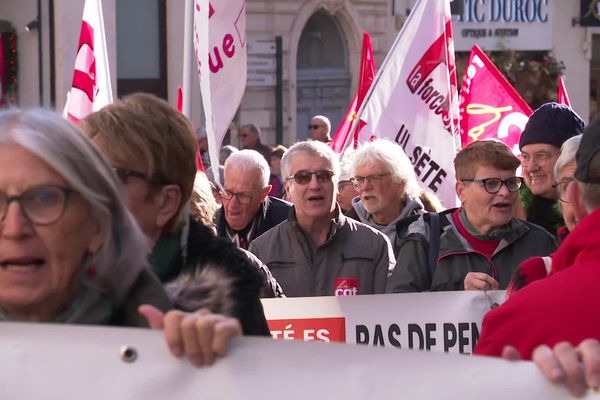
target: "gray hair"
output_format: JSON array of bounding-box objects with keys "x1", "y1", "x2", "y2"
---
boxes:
[
  {"x1": 224, "y1": 149, "x2": 270, "y2": 188},
  {"x1": 351, "y1": 139, "x2": 421, "y2": 200},
  {"x1": 220, "y1": 145, "x2": 239, "y2": 160},
  {"x1": 554, "y1": 134, "x2": 582, "y2": 179},
  {"x1": 0, "y1": 108, "x2": 150, "y2": 304},
  {"x1": 281, "y1": 140, "x2": 340, "y2": 184},
  {"x1": 311, "y1": 115, "x2": 331, "y2": 133}
]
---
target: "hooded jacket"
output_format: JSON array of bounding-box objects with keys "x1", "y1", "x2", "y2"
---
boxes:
[
  {"x1": 346, "y1": 197, "x2": 424, "y2": 257},
  {"x1": 475, "y1": 208, "x2": 600, "y2": 359}
]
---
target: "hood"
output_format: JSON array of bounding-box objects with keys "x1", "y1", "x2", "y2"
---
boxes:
[{"x1": 351, "y1": 196, "x2": 424, "y2": 243}]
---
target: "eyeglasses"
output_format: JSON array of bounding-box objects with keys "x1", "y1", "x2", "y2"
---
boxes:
[
  {"x1": 220, "y1": 189, "x2": 254, "y2": 205},
  {"x1": 308, "y1": 124, "x2": 324, "y2": 130},
  {"x1": 338, "y1": 180, "x2": 355, "y2": 190},
  {"x1": 520, "y1": 151, "x2": 558, "y2": 167},
  {"x1": 287, "y1": 170, "x2": 334, "y2": 185},
  {"x1": 461, "y1": 177, "x2": 523, "y2": 194},
  {"x1": 0, "y1": 185, "x2": 75, "y2": 226},
  {"x1": 350, "y1": 173, "x2": 391, "y2": 189},
  {"x1": 112, "y1": 166, "x2": 168, "y2": 185},
  {"x1": 552, "y1": 178, "x2": 574, "y2": 203}
]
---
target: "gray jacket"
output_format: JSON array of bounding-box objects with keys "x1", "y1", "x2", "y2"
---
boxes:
[
  {"x1": 386, "y1": 211, "x2": 557, "y2": 293},
  {"x1": 249, "y1": 206, "x2": 395, "y2": 297},
  {"x1": 349, "y1": 196, "x2": 425, "y2": 257}
]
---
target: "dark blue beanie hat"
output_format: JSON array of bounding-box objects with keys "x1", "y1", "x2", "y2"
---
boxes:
[{"x1": 519, "y1": 102, "x2": 586, "y2": 150}]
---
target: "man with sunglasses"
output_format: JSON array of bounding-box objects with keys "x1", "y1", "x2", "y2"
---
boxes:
[
  {"x1": 249, "y1": 140, "x2": 394, "y2": 297},
  {"x1": 387, "y1": 140, "x2": 556, "y2": 293},
  {"x1": 239, "y1": 123, "x2": 272, "y2": 163},
  {"x1": 308, "y1": 115, "x2": 332, "y2": 143},
  {"x1": 215, "y1": 149, "x2": 291, "y2": 250}
]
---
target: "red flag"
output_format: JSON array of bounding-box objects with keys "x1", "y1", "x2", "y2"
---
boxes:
[
  {"x1": 459, "y1": 45, "x2": 532, "y2": 154},
  {"x1": 557, "y1": 76, "x2": 571, "y2": 107},
  {"x1": 330, "y1": 32, "x2": 376, "y2": 153},
  {"x1": 64, "y1": 0, "x2": 112, "y2": 124},
  {"x1": 177, "y1": 86, "x2": 183, "y2": 113}
]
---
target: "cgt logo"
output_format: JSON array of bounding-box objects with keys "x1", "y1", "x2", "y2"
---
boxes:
[
  {"x1": 268, "y1": 318, "x2": 346, "y2": 342},
  {"x1": 334, "y1": 278, "x2": 359, "y2": 296}
]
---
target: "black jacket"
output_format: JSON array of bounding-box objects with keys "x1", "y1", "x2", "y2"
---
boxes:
[{"x1": 215, "y1": 196, "x2": 292, "y2": 243}]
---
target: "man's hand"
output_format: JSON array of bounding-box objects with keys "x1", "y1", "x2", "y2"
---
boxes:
[
  {"x1": 464, "y1": 272, "x2": 499, "y2": 291},
  {"x1": 532, "y1": 340, "x2": 600, "y2": 398},
  {"x1": 139, "y1": 305, "x2": 242, "y2": 368}
]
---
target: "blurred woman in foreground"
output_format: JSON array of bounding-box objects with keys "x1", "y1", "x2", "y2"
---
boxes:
[{"x1": 0, "y1": 108, "x2": 239, "y2": 366}]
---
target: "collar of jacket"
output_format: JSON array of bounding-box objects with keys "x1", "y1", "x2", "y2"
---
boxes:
[
  {"x1": 288, "y1": 203, "x2": 345, "y2": 246},
  {"x1": 439, "y1": 212, "x2": 530, "y2": 256}
]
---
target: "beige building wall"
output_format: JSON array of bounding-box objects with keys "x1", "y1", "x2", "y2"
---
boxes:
[{"x1": 1, "y1": 0, "x2": 596, "y2": 139}]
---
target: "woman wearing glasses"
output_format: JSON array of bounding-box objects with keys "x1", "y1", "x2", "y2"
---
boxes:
[
  {"x1": 386, "y1": 140, "x2": 557, "y2": 293},
  {"x1": 506, "y1": 135, "x2": 582, "y2": 298},
  {"x1": 0, "y1": 108, "x2": 240, "y2": 367}
]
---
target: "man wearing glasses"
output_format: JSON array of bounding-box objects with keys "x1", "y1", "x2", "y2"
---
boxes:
[
  {"x1": 249, "y1": 140, "x2": 394, "y2": 297},
  {"x1": 239, "y1": 123, "x2": 272, "y2": 163},
  {"x1": 346, "y1": 139, "x2": 426, "y2": 257},
  {"x1": 387, "y1": 140, "x2": 556, "y2": 293},
  {"x1": 519, "y1": 102, "x2": 585, "y2": 234},
  {"x1": 308, "y1": 115, "x2": 332, "y2": 143},
  {"x1": 216, "y1": 149, "x2": 291, "y2": 250}
]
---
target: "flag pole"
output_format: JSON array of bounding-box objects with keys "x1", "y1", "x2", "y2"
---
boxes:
[{"x1": 182, "y1": 0, "x2": 194, "y2": 117}]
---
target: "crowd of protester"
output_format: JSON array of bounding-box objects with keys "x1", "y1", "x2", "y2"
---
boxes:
[{"x1": 1, "y1": 98, "x2": 600, "y2": 396}]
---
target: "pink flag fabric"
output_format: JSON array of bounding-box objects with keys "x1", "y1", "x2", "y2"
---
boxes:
[
  {"x1": 331, "y1": 32, "x2": 376, "y2": 153},
  {"x1": 557, "y1": 76, "x2": 571, "y2": 107},
  {"x1": 459, "y1": 45, "x2": 532, "y2": 154},
  {"x1": 64, "y1": 0, "x2": 112, "y2": 124},
  {"x1": 354, "y1": 0, "x2": 460, "y2": 207}
]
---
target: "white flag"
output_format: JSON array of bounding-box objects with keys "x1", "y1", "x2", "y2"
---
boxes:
[
  {"x1": 64, "y1": 0, "x2": 113, "y2": 124},
  {"x1": 356, "y1": 0, "x2": 460, "y2": 207},
  {"x1": 194, "y1": 0, "x2": 247, "y2": 183}
]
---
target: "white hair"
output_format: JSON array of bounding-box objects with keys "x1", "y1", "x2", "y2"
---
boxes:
[
  {"x1": 351, "y1": 139, "x2": 421, "y2": 200},
  {"x1": 554, "y1": 134, "x2": 582, "y2": 179},
  {"x1": 224, "y1": 149, "x2": 270, "y2": 188}
]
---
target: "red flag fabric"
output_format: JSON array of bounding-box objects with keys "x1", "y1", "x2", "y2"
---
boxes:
[
  {"x1": 330, "y1": 32, "x2": 376, "y2": 153},
  {"x1": 177, "y1": 86, "x2": 183, "y2": 113},
  {"x1": 459, "y1": 45, "x2": 532, "y2": 154},
  {"x1": 64, "y1": 0, "x2": 112, "y2": 124},
  {"x1": 557, "y1": 76, "x2": 571, "y2": 107}
]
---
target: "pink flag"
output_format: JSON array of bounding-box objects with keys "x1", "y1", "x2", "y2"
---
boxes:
[
  {"x1": 557, "y1": 76, "x2": 571, "y2": 107},
  {"x1": 64, "y1": 0, "x2": 112, "y2": 124},
  {"x1": 459, "y1": 45, "x2": 532, "y2": 154},
  {"x1": 331, "y1": 32, "x2": 376, "y2": 153},
  {"x1": 355, "y1": 0, "x2": 460, "y2": 207}
]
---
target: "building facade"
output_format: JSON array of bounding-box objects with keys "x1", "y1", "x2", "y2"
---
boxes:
[{"x1": 0, "y1": 0, "x2": 598, "y2": 147}]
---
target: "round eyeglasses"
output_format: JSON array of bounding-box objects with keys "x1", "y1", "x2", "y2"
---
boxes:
[
  {"x1": 0, "y1": 185, "x2": 75, "y2": 226},
  {"x1": 552, "y1": 178, "x2": 574, "y2": 203}
]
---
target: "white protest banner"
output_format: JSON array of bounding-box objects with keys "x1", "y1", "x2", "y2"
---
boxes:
[
  {"x1": 64, "y1": 0, "x2": 113, "y2": 124},
  {"x1": 0, "y1": 322, "x2": 580, "y2": 399},
  {"x1": 194, "y1": 0, "x2": 247, "y2": 183},
  {"x1": 262, "y1": 291, "x2": 506, "y2": 354},
  {"x1": 355, "y1": 0, "x2": 460, "y2": 207}
]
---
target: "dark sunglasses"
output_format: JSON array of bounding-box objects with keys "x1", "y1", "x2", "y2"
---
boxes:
[
  {"x1": 308, "y1": 124, "x2": 323, "y2": 130},
  {"x1": 287, "y1": 170, "x2": 334, "y2": 185}
]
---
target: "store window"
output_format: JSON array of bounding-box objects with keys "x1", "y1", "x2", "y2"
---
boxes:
[{"x1": 116, "y1": 0, "x2": 166, "y2": 98}]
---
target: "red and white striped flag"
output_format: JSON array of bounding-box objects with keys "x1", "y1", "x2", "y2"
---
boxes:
[
  {"x1": 64, "y1": 0, "x2": 113, "y2": 124},
  {"x1": 557, "y1": 76, "x2": 571, "y2": 107}
]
